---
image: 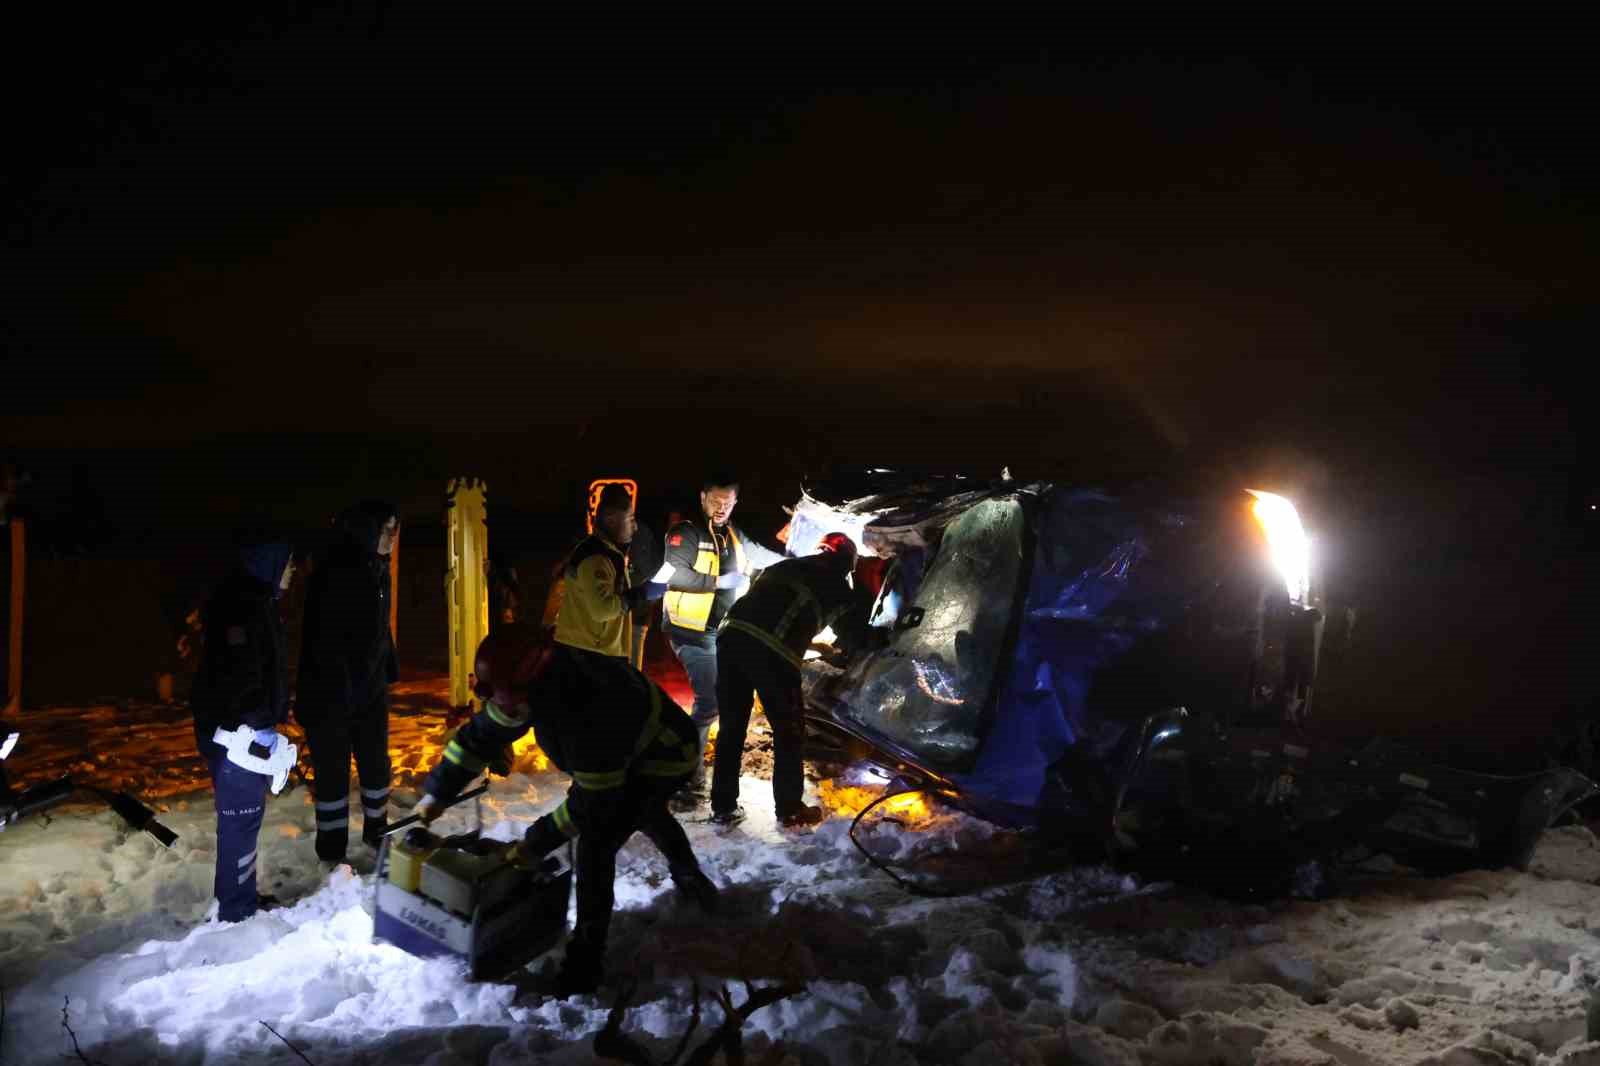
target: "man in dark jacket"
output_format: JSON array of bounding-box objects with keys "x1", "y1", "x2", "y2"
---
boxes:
[
  {"x1": 658, "y1": 474, "x2": 786, "y2": 806},
  {"x1": 415, "y1": 628, "x2": 718, "y2": 996},
  {"x1": 295, "y1": 501, "x2": 399, "y2": 861},
  {"x1": 711, "y1": 532, "x2": 863, "y2": 827},
  {"x1": 191, "y1": 537, "x2": 298, "y2": 921}
]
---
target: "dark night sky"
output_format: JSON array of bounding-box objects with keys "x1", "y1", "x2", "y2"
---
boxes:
[{"x1": 4, "y1": 12, "x2": 1596, "y2": 532}]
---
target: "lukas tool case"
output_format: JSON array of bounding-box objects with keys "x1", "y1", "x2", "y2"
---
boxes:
[{"x1": 373, "y1": 827, "x2": 572, "y2": 980}]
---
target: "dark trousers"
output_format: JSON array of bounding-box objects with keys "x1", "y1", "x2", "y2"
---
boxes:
[
  {"x1": 529, "y1": 773, "x2": 699, "y2": 966},
  {"x1": 628, "y1": 623, "x2": 649, "y2": 672},
  {"x1": 301, "y1": 693, "x2": 391, "y2": 860},
  {"x1": 711, "y1": 629, "x2": 806, "y2": 817},
  {"x1": 197, "y1": 730, "x2": 270, "y2": 922}
]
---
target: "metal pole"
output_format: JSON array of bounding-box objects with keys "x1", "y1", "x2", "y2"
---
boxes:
[
  {"x1": 389, "y1": 522, "x2": 400, "y2": 649},
  {"x1": 6, "y1": 518, "x2": 23, "y2": 714}
]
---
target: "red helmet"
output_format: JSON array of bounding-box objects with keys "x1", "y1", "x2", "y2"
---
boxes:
[
  {"x1": 473, "y1": 628, "x2": 551, "y2": 704},
  {"x1": 817, "y1": 532, "x2": 858, "y2": 570}
]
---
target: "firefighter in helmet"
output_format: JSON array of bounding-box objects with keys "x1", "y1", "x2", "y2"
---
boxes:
[
  {"x1": 711, "y1": 532, "x2": 865, "y2": 827},
  {"x1": 414, "y1": 629, "x2": 719, "y2": 996}
]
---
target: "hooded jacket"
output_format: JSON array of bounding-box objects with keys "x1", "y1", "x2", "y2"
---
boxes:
[
  {"x1": 191, "y1": 542, "x2": 291, "y2": 734},
  {"x1": 295, "y1": 501, "x2": 398, "y2": 717}
]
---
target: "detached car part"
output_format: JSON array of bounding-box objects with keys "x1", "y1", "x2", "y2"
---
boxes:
[{"x1": 1, "y1": 721, "x2": 178, "y2": 846}]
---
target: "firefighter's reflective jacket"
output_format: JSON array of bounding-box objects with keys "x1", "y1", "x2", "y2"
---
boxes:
[
  {"x1": 421, "y1": 646, "x2": 697, "y2": 841},
  {"x1": 552, "y1": 534, "x2": 632, "y2": 659},
  {"x1": 717, "y1": 553, "x2": 861, "y2": 671},
  {"x1": 661, "y1": 518, "x2": 785, "y2": 643}
]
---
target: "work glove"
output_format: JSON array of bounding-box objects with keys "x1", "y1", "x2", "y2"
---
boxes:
[
  {"x1": 253, "y1": 729, "x2": 282, "y2": 751},
  {"x1": 714, "y1": 571, "x2": 743, "y2": 590},
  {"x1": 490, "y1": 744, "x2": 514, "y2": 776},
  {"x1": 413, "y1": 794, "x2": 440, "y2": 824}
]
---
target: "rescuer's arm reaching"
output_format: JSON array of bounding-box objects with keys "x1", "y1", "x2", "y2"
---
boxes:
[
  {"x1": 417, "y1": 696, "x2": 530, "y2": 818},
  {"x1": 741, "y1": 535, "x2": 787, "y2": 571}
]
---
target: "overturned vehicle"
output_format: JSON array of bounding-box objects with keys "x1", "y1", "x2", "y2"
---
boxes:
[{"x1": 785, "y1": 470, "x2": 1594, "y2": 890}]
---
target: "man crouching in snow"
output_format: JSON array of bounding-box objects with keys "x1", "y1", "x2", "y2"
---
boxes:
[{"x1": 414, "y1": 628, "x2": 720, "y2": 996}]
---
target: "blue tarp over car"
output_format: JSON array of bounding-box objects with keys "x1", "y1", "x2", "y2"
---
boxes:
[{"x1": 802, "y1": 476, "x2": 1288, "y2": 828}]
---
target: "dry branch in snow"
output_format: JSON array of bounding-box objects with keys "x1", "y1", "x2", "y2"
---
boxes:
[{"x1": 594, "y1": 972, "x2": 806, "y2": 1065}]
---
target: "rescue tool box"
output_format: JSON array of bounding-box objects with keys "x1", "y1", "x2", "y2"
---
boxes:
[{"x1": 373, "y1": 829, "x2": 572, "y2": 980}]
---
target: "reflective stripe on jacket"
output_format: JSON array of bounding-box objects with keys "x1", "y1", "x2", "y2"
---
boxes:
[
  {"x1": 422, "y1": 646, "x2": 697, "y2": 842},
  {"x1": 716, "y1": 554, "x2": 856, "y2": 672},
  {"x1": 663, "y1": 525, "x2": 746, "y2": 633}
]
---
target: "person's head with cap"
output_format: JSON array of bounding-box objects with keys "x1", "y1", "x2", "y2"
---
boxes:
[
  {"x1": 816, "y1": 531, "x2": 858, "y2": 574},
  {"x1": 595, "y1": 484, "x2": 636, "y2": 547}
]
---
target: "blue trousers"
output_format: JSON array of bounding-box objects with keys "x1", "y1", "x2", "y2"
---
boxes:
[
  {"x1": 669, "y1": 639, "x2": 719, "y2": 728},
  {"x1": 198, "y1": 733, "x2": 270, "y2": 922}
]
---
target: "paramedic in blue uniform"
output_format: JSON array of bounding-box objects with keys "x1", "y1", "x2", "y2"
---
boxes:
[
  {"x1": 658, "y1": 473, "x2": 786, "y2": 807},
  {"x1": 295, "y1": 501, "x2": 400, "y2": 861},
  {"x1": 189, "y1": 537, "x2": 297, "y2": 921}
]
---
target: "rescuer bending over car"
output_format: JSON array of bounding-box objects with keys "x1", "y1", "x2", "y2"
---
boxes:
[
  {"x1": 711, "y1": 532, "x2": 867, "y2": 827},
  {"x1": 413, "y1": 629, "x2": 719, "y2": 997}
]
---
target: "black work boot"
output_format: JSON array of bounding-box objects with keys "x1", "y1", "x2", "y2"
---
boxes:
[
  {"x1": 708, "y1": 805, "x2": 746, "y2": 827},
  {"x1": 669, "y1": 785, "x2": 707, "y2": 814},
  {"x1": 777, "y1": 803, "x2": 825, "y2": 828},
  {"x1": 555, "y1": 931, "x2": 606, "y2": 998},
  {"x1": 670, "y1": 864, "x2": 720, "y2": 914}
]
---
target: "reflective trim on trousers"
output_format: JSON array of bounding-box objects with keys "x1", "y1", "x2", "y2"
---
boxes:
[
  {"x1": 637, "y1": 759, "x2": 698, "y2": 776},
  {"x1": 317, "y1": 816, "x2": 350, "y2": 830},
  {"x1": 237, "y1": 865, "x2": 256, "y2": 886},
  {"x1": 237, "y1": 848, "x2": 258, "y2": 869}
]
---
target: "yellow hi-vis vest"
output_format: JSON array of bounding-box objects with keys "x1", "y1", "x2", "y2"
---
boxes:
[{"x1": 663, "y1": 525, "x2": 746, "y2": 632}]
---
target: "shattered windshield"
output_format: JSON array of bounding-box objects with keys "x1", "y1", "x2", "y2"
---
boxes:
[{"x1": 836, "y1": 496, "x2": 1027, "y2": 769}]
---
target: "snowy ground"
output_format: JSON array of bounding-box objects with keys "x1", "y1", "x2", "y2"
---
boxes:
[{"x1": 8, "y1": 709, "x2": 1600, "y2": 1065}]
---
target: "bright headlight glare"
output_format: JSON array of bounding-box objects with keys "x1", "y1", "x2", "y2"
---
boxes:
[{"x1": 1246, "y1": 489, "x2": 1311, "y2": 605}]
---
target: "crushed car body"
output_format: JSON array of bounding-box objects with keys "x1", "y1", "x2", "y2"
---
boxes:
[{"x1": 789, "y1": 469, "x2": 1594, "y2": 883}]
